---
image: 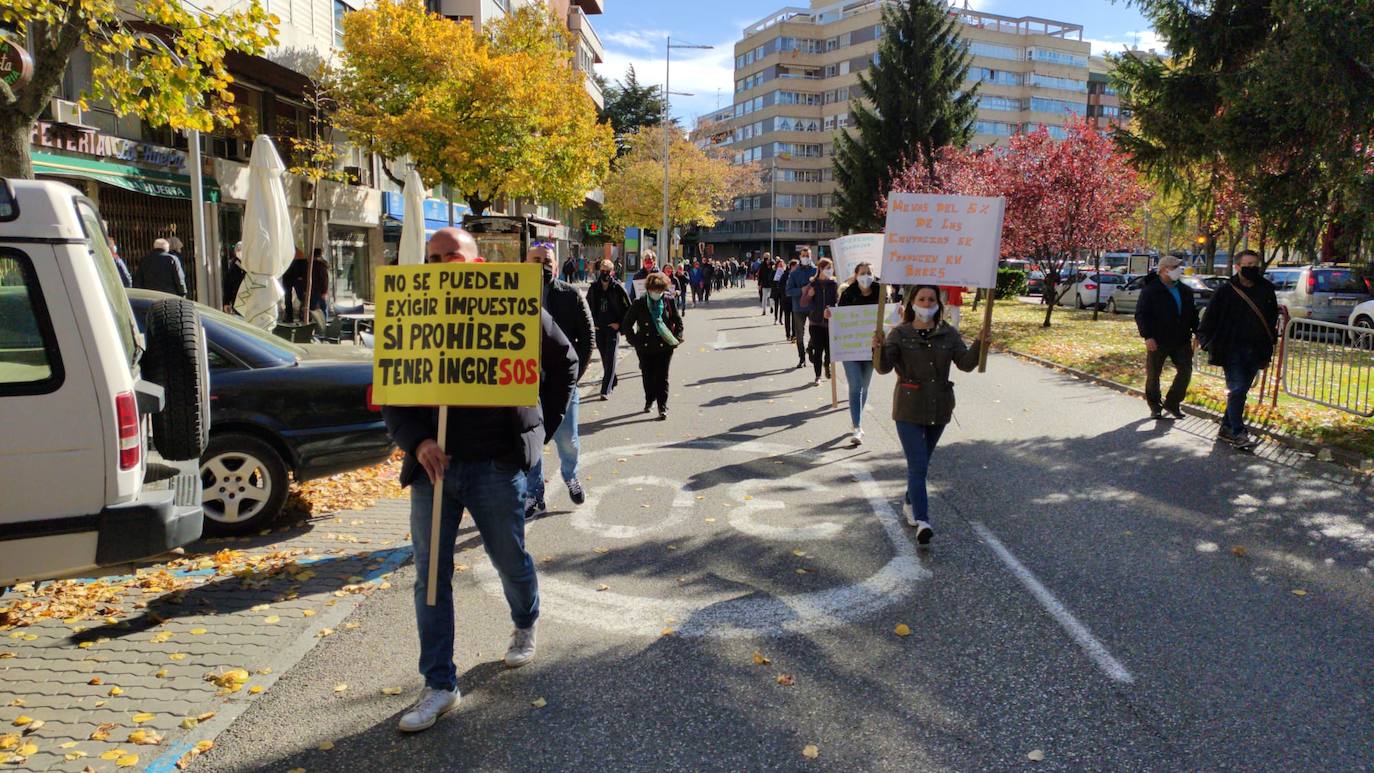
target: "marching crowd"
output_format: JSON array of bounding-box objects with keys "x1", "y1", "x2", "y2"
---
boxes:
[{"x1": 380, "y1": 226, "x2": 1280, "y2": 734}]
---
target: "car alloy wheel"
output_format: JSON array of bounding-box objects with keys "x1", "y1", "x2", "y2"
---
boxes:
[
  {"x1": 199, "y1": 433, "x2": 289, "y2": 535},
  {"x1": 1106, "y1": 298, "x2": 1117, "y2": 315},
  {"x1": 1353, "y1": 316, "x2": 1374, "y2": 350}
]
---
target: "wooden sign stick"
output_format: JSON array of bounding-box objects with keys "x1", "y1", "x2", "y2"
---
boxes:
[
  {"x1": 871, "y1": 285, "x2": 889, "y2": 364},
  {"x1": 425, "y1": 406, "x2": 449, "y2": 606},
  {"x1": 977, "y1": 290, "x2": 995, "y2": 373}
]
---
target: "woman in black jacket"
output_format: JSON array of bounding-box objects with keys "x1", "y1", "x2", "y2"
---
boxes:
[
  {"x1": 1197, "y1": 250, "x2": 1280, "y2": 449},
  {"x1": 804, "y1": 257, "x2": 841, "y2": 386},
  {"x1": 756, "y1": 252, "x2": 773, "y2": 315},
  {"x1": 586, "y1": 259, "x2": 632, "y2": 399},
  {"x1": 770, "y1": 258, "x2": 788, "y2": 326},
  {"x1": 779, "y1": 259, "x2": 797, "y2": 340},
  {"x1": 621, "y1": 272, "x2": 685, "y2": 420}
]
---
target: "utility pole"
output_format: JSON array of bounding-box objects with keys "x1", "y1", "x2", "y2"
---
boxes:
[{"x1": 662, "y1": 36, "x2": 713, "y2": 260}]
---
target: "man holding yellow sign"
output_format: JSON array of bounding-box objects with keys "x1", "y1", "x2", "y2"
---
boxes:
[{"x1": 375, "y1": 228, "x2": 579, "y2": 734}]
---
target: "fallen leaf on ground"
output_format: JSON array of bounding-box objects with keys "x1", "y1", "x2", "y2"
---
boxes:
[
  {"x1": 0, "y1": 735, "x2": 17, "y2": 750},
  {"x1": 131, "y1": 712, "x2": 156, "y2": 724},
  {"x1": 752, "y1": 651, "x2": 771, "y2": 666},
  {"x1": 99, "y1": 749, "x2": 125, "y2": 760},
  {"x1": 10, "y1": 717, "x2": 31, "y2": 727},
  {"x1": 128, "y1": 729, "x2": 162, "y2": 745},
  {"x1": 894, "y1": 623, "x2": 912, "y2": 637},
  {"x1": 60, "y1": 741, "x2": 78, "y2": 749},
  {"x1": 116, "y1": 755, "x2": 139, "y2": 768},
  {"x1": 301, "y1": 609, "x2": 316, "y2": 617},
  {"x1": 88, "y1": 677, "x2": 102, "y2": 685},
  {"x1": 660, "y1": 627, "x2": 675, "y2": 637},
  {"x1": 317, "y1": 741, "x2": 334, "y2": 751},
  {"x1": 263, "y1": 615, "x2": 281, "y2": 624},
  {"x1": 381, "y1": 687, "x2": 403, "y2": 696},
  {"x1": 802, "y1": 744, "x2": 820, "y2": 759},
  {"x1": 108, "y1": 686, "x2": 124, "y2": 696},
  {"x1": 179, "y1": 718, "x2": 198, "y2": 730},
  {"x1": 596, "y1": 584, "x2": 609, "y2": 592},
  {"x1": 1291, "y1": 589, "x2": 1308, "y2": 597},
  {"x1": 248, "y1": 686, "x2": 264, "y2": 694},
  {"x1": 344, "y1": 622, "x2": 360, "y2": 630},
  {"x1": 194, "y1": 740, "x2": 213, "y2": 753},
  {"x1": 531, "y1": 697, "x2": 547, "y2": 708},
  {"x1": 155, "y1": 670, "x2": 168, "y2": 679},
  {"x1": 65, "y1": 750, "x2": 87, "y2": 761},
  {"x1": 333, "y1": 683, "x2": 348, "y2": 693},
  {"x1": 287, "y1": 768, "x2": 306, "y2": 773},
  {"x1": 592, "y1": 547, "x2": 609, "y2": 554},
  {"x1": 189, "y1": 628, "x2": 207, "y2": 635},
  {"x1": 169, "y1": 653, "x2": 188, "y2": 661},
  {"x1": 777, "y1": 674, "x2": 796, "y2": 686},
  {"x1": 1027, "y1": 749, "x2": 1045, "y2": 761},
  {"x1": 1231, "y1": 546, "x2": 1248, "y2": 557},
  {"x1": 21, "y1": 719, "x2": 43, "y2": 733},
  {"x1": 792, "y1": 549, "x2": 807, "y2": 557},
  {"x1": 209, "y1": 669, "x2": 250, "y2": 690},
  {"x1": 77, "y1": 641, "x2": 94, "y2": 649},
  {"x1": 89, "y1": 723, "x2": 116, "y2": 741}
]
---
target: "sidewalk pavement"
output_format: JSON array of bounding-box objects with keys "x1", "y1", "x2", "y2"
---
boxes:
[{"x1": 0, "y1": 498, "x2": 414, "y2": 772}]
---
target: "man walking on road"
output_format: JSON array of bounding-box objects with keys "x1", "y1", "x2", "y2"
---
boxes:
[
  {"x1": 133, "y1": 238, "x2": 188, "y2": 297},
  {"x1": 786, "y1": 247, "x2": 818, "y2": 369},
  {"x1": 1198, "y1": 249, "x2": 1279, "y2": 450},
  {"x1": 588, "y1": 258, "x2": 631, "y2": 400},
  {"x1": 382, "y1": 227, "x2": 578, "y2": 734},
  {"x1": 525, "y1": 243, "x2": 594, "y2": 520},
  {"x1": 1135, "y1": 255, "x2": 1198, "y2": 421}
]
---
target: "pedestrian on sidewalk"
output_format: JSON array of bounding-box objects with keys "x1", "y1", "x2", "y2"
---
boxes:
[
  {"x1": 588, "y1": 259, "x2": 631, "y2": 400},
  {"x1": 633, "y1": 250, "x2": 657, "y2": 281},
  {"x1": 1134, "y1": 255, "x2": 1198, "y2": 422},
  {"x1": 1197, "y1": 249, "x2": 1279, "y2": 450},
  {"x1": 940, "y1": 286, "x2": 965, "y2": 328},
  {"x1": 838, "y1": 261, "x2": 881, "y2": 445},
  {"x1": 874, "y1": 285, "x2": 987, "y2": 545},
  {"x1": 702, "y1": 260, "x2": 716, "y2": 303},
  {"x1": 523, "y1": 243, "x2": 594, "y2": 520},
  {"x1": 668, "y1": 264, "x2": 690, "y2": 317},
  {"x1": 757, "y1": 251, "x2": 773, "y2": 314},
  {"x1": 780, "y1": 258, "x2": 798, "y2": 340},
  {"x1": 786, "y1": 248, "x2": 819, "y2": 369},
  {"x1": 622, "y1": 271, "x2": 684, "y2": 420},
  {"x1": 383, "y1": 227, "x2": 577, "y2": 734},
  {"x1": 770, "y1": 258, "x2": 787, "y2": 326},
  {"x1": 134, "y1": 238, "x2": 188, "y2": 297},
  {"x1": 805, "y1": 257, "x2": 840, "y2": 386}
]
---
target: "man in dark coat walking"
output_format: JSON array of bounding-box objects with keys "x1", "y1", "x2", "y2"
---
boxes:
[
  {"x1": 133, "y1": 238, "x2": 188, "y2": 297},
  {"x1": 1135, "y1": 255, "x2": 1198, "y2": 421}
]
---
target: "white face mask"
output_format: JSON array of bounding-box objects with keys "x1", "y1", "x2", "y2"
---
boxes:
[
  {"x1": 819, "y1": 269, "x2": 832, "y2": 280},
  {"x1": 856, "y1": 275, "x2": 874, "y2": 290},
  {"x1": 801, "y1": 257, "x2": 813, "y2": 266},
  {"x1": 648, "y1": 291, "x2": 664, "y2": 301},
  {"x1": 912, "y1": 305, "x2": 938, "y2": 322},
  {"x1": 1166, "y1": 267, "x2": 1185, "y2": 281}
]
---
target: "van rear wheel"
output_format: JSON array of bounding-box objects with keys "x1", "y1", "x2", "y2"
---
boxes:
[
  {"x1": 142, "y1": 299, "x2": 209, "y2": 461},
  {"x1": 200, "y1": 433, "x2": 288, "y2": 536}
]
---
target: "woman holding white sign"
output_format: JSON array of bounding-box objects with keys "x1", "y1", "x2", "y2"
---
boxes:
[
  {"x1": 837, "y1": 261, "x2": 881, "y2": 446},
  {"x1": 874, "y1": 285, "x2": 987, "y2": 545}
]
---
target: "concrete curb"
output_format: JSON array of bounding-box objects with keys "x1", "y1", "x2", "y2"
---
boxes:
[{"x1": 996, "y1": 347, "x2": 1373, "y2": 476}]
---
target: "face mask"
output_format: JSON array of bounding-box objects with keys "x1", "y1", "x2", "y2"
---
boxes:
[
  {"x1": 912, "y1": 305, "x2": 938, "y2": 322},
  {"x1": 599, "y1": 272, "x2": 611, "y2": 282},
  {"x1": 1166, "y1": 267, "x2": 1184, "y2": 281},
  {"x1": 857, "y1": 275, "x2": 874, "y2": 290},
  {"x1": 819, "y1": 269, "x2": 832, "y2": 280},
  {"x1": 541, "y1": 265, "x2": 554, "y2": 283},
  {"x1": 801, "y1": 257, "x2": 813, "y2": 267},
  {"x1": 1240, "y1": 265, "x2": 1261, "y2": 282},
  {"x1": 648, "y1": 291, "x2": 664, "y2": 301}
]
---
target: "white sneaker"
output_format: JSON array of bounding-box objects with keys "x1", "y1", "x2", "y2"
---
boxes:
[
  {"x1": 851, "y1": 428, "x2": 863, "y2": 446},
  {"x1": 914, "y1": 520, "x2": 934, "y2": 545},
  {"x1": 902, "y1": 502, "x2": 917, "y2": 527},
  {"x1": 504, "y1": 624, "x2": 537, "y2": 668},
  {"x1": 397, "y1": 686, "x2": 461, "y2": 733}
]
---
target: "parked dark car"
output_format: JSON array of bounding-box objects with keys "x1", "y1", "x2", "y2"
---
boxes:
[
  {"x1": 129, "y1": 291, "x2": 393, "y2": 535},
  {"x1": 1027, "y1": 270, "x2": 1045, "y2": 296}
]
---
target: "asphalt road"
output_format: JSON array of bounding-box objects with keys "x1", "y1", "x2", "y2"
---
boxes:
[{"x1": 195, "y1": 286, "x2": 1374, "y2": 772}]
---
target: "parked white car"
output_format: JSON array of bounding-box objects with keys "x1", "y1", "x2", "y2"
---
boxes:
[
  {"x1": 1058, "y1": 271, "x2": 1127, "y2": 309},
  {"x1": 1348, "y1": 299, "x2": 1374, "y2": 346},
  {"x1": 0, "y1": 179, "x2": 206, "y2": 588}
]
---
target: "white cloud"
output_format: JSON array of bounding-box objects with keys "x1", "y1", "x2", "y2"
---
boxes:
[
  {"x1": 597, "y1": 28, "x2": 741, "y2": 125},
  {"x1": 1084, "y1": 28, "x2": 1168, "y2": 57}
]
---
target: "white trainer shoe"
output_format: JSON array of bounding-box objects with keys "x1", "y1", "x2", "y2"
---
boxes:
[
  {"x1": 397, "y1": 686, "x2": 461, "y2": 733},
  {"x1": 851, "y1": 427, "x2": 864, "y2": 446},
  {"x1": 914, "y1": 520, "x2": 934, "y2": 545},
  {"x1": 504, "y1": 624, "x2": 537, "y2": 668}
]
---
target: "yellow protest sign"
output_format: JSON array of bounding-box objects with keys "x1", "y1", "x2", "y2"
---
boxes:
[{"x1": 371, "y1": 263, "x2": 542, "y2": 407}]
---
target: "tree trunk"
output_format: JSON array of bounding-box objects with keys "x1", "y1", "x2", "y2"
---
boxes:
[{"x1": 0, "y1": 108, "x2": 36, "y2": 179}]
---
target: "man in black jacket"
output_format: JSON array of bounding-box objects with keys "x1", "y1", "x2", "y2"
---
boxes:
[
  {"x1": 1198, "y1": 250, "x2": 1280, "y2": 449},
  {"x1": 382, "y1": 228, "x2": 577, "y2": 734},
  {"x1": 133, "y1": 238, "x2": 188, "y2": 297},
  {"x1": 1135, "y1": 256, "x2": 1198, "y2": 421},
  {"x1": 523, "y1": 244, "x2": 594, "y2": 519},
  {"x1": 587, "y1": 258, "x2": 631, "y2": 400}
]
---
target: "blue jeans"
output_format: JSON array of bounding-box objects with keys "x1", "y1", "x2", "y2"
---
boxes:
[
  {"x1": 894, "y1": 422, "x2": 946, "y2": 524},
  {"x1": 410, "y1": 461, "x2": 539, "y2": 691},
  {"x1": 843, "y1": 360, "x2": 875, "y2": 428},
  {"x1": 526, "y1": 390, "x2": 580, "y2": 502},
  {"x1": 1222, "y1": 347, "x2": 1267, "y2": 435}
]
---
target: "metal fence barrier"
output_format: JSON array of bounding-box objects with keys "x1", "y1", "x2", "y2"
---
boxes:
[{"x1": 1281, "y1": 318, "x2": 1374, "y2": 417}]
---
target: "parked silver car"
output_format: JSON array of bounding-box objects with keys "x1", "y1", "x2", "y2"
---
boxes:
[
  {"x1": 1106, "y1": 274, "x2": 1226, "y2": 315},
  {"x1": 1265, "y1": 266, "x2": 1372, "y2": 324}
]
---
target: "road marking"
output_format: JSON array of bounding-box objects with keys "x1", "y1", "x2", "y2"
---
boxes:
[
  {"x1": 484, "y1": 439, "x2": 929, "y2": 638},
  {"x1": 726, "y1": 478, "x2": 844, "y2": 541},
  {"x1": 570, "y1": 475, "x2": 695, "y2": 539},
  {"x1": 971, "y1": 521, "x2": 1135, "y2": 684}
]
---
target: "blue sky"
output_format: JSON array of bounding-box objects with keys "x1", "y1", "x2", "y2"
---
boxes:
[{"x1": 593, "y1": 0, "x2": 1163, "y2": 123}]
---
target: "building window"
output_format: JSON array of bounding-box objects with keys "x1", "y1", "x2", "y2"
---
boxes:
[
  {"x1": 1030, "y1": 97, "x2": 1087, "y2": 116},
  {"x1": 967, "y1": 41, "x2": 1022, "y2": 61},
  {"x1": 977, "y1": 94, "x2": 1020, "y2": 112},
  {"x1": 1030, "y1": 74, "x2": 1087, "y2": 92},
  {"x1": 974, "y1": 120, "x2": 1016, "y2": 136},
  {"x1": 333, "y1": 0, "x2": 351, "y2": 48},
  {"x1": 1027, "y1": 48, "x2": 1088, "y2": 68},
  {"x1": 968, "y1": 67, "x2": 1021, "y2": 86}
]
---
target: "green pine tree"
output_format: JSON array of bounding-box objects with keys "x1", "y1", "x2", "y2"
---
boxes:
[
  {"x1": 831, "y1": 0, "x2": 977, "y2": 233},
  {"x1": 599, "y1": 65, "x2": 671, "y2": 156}
]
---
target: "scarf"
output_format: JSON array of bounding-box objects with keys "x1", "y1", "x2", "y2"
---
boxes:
[{"x1": 648, "y1": 295, "x2": 680, "y2": 347}]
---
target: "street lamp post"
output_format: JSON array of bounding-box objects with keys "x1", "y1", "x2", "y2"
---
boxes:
[
  {"x1": 663, "y1": 37, "x2": 713, "y2": 260},
  {"x1": 132, "y1": 33, "x2": 213, "y2": 308}
]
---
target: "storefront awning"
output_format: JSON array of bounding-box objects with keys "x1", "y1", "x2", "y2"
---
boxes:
[{"x1": 32, "y1": 151, "x2": 220, "y2": 202}]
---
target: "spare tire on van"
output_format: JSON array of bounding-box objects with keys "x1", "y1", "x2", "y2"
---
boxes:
[{"x1": 142, "y1": 298, "x2": 209, "y2": 461}]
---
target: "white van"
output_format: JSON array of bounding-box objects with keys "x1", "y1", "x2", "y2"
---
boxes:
[{"x1": 0, "y1": 179, "x2": 206, "y2": 587}]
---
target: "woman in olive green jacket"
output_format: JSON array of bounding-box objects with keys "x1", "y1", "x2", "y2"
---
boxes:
[{"x1": 873, "y1": 285, "x2": 987, "y2": 544}]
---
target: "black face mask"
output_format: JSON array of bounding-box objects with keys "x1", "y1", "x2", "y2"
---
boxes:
[
  {"x1": 542, "y1": 265, "x2": 554, "y2": 284},
  {"x1": 1240, "y1": 265, "x2": 1262, "y2": 282},
  {"x1": 599, "y1": 272, "x2": 612, "y2": 282}
]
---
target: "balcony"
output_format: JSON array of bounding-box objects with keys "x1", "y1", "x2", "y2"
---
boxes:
[
  {"x1": 574, "y1": 0, "x2": 603, "y2": 15},
  {"x1": 568, "y1": 5, "x2": 604, "y2": 65},
  {"x1": 583, "y1": 72, "x2": 605, "y2": 109}
]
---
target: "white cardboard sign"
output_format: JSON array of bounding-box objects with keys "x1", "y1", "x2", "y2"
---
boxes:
[
  {"x1": 829, "y1": 305, "x2": 893, "y2": 362},
  {"x1": 830, "y1": 233, "x2": 886, "y2": 279},
  {"x1": 881, "y1": 193, "x2": 1004, "y2": 289}
]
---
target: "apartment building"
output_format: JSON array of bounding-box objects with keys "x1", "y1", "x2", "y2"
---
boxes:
[
  {"x1": 700, "y1": 0, "x2": 1096, "y2": 260},
  {"x1": 23, "y1": 0, "x2": 604, "y2": 306}
]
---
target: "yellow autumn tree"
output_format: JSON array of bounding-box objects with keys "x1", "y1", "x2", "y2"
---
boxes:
[
  {"x1": 0, "y1": 0, "x2": 277, "y2": 178},
  {"x1": 332, "y1": 0, "x2": 613, "y2": 214},
  {"x1": 602, "y1": 123, "x2": 759, "y2": 232}
]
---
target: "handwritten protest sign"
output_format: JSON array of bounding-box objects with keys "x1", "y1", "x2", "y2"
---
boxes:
[
  {"x1": 371, "y1": 263, "x2": 543, "y2": 407},
  {"x1": 830, "y1": 305, "x2": 894, "y2": 362},
  {"x1": 880, "y1": 193, "x2": 1004, "y2": 289},
  {"x1": 830, "y1": 233, "x2": 886, "y2": 279}
]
